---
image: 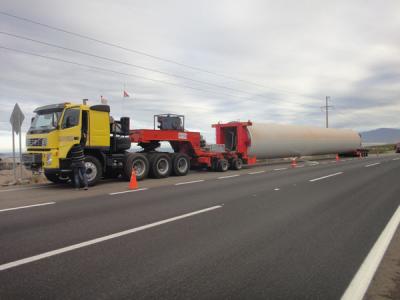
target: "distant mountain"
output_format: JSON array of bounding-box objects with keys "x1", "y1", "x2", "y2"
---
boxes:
[{"x1": 360, "y1": 128, "x2": 400, "y2": 144}]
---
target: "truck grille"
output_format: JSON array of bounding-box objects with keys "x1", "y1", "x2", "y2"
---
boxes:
[{"x1": 26, "y1": 138, "x2": 48, "y2": 147}]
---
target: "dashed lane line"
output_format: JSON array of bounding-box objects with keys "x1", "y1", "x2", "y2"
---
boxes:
[
  {"x1": 309, "y1": 172, "x2": 343, "y2": 182},
  {"x1": 0, "y1": 205, "x2": 223, "y2": 271},
  {"x1": 109, "y1": 188, "x2": 148, "y2": 195},
  {"x1": 175, "y1": 180, "x2": 205, "y2": 186},
  {"x1": 0, "y1": 202, "x2": 55, "y2": 213},
  {"x1": 273, "y1": 168, "x2": 287, "y2": 171},
  {"x1": 0, "y1": 184, "x2": 53, "y2": 193},
  {"x1": 365, "y1": 163, "x2": 380, "y2": 168},
  {"x1": 217, "y1": 174, "x2": 240, "y2": 179},
  {"x1": 248, "y1": 171, "x2": 266, "y2": 175}
]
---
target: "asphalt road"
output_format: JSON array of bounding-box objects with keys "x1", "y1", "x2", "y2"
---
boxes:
[{"x1": 0, "y1": 154, "x2": 399, "y2": 299}]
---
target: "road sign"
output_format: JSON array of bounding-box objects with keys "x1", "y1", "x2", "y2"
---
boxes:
[
  {"x1": 10, "y1": 103, "x2": 25, "y2": 134},
  {"x1": 9, "y1": 103, "x2": 25, "y2": 182}
]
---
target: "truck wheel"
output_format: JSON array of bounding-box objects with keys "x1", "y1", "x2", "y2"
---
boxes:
[
  {"x1": 217, "y1": 159, "x2": 229, "y2": 172},
  {"x1": 172, "y1": 153, "x2": 190, "y2": 176},
  {"x1": 84, "y1": 156, "x2": 102, "y2": 186},
  {"x1": 230, "y1": 158, "x2": 243, "y2": 170},
  {"x1": 149, "y1": 153, "x2": 171, "y2": 178},
  {"x1": 124, "y1": 153, "x2": 149, "y2": 181},
  {"x1": 45, "y1": 173, "x2": 69, "y2": 184}
]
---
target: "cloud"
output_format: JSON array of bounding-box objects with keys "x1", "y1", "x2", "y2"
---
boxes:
[{"x1": 0, "y1": 0, "x2": 399, "y2": 152}]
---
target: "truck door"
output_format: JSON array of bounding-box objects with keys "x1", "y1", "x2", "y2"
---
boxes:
[{"x1": 59, "y1": 107, "x2": 81, "y2": 158}]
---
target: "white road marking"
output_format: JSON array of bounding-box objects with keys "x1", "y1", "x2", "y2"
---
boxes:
[
  {"x1": 109, "y1": 188, "x2": 148, "y2": 195},
  {"x1": 0, "y1": 202, "x2": 55, "y2": 213},
  {"x1": 309, "y1": 172, "x2": 343, "y2": 182},
  {"x1": 0, "y1": 205, "x2": 223, "y2": 271},
  {"x1": 392, "y1": 157, "x2": 400, "y2": 161},
  {"x1": 365, "y1": 162, "x2": 380, "y2": 168},
  {"x1": 248, "y1": 170, "x2": 266, "y2": 175},
  {"x1": 274, "y1": 188, "x2": 280, "y2": 191},
  {"x1": 175, "y1": 180, "x2": 204, "y2": 186},
  {"x1": 341, "y1": 205, "x2": 400, "y2": 300},
  {"x1": 273, "y1": 168, "x2": 287, "y2": 171},
  {"x1": 217, "y1": 174, "x2": 240, "y2": 179},
  {"x1": 0, "y1": 184, "x2": 52, "y2": 193},
  {"x1": 297, "y1": 165, "x2": 305, "y2": 168}
]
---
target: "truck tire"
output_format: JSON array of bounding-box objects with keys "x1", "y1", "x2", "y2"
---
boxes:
[
  {"x1": 217, "y1": 159, "x2": 229, "y2": 172},
  {"x1": 149, "y1": 153, "x2": 171, "y2": 178},
  {"x1": 230, "y1": 158, "x2": 243, "y2": 170},
  {"x1": 124, "y1": 153, "x2": 149, "y2": 181},
  {"x1": 172, "y1": 153, "x2": 190, "y2": 176},
  {"x1": 84, "y1": 155, "x2": 102, "y2": 186},
  {"x1": 45, "y1": 173, "x2": 69, "y2": 184}
]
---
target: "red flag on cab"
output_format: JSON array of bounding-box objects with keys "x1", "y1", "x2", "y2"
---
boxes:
[{"x1": 123, "y1": 90, "x2": 130, "y2": 98}]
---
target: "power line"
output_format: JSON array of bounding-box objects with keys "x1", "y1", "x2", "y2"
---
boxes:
[
  {"x1": 0, "y1": 43, "x2": 316, "y2": 107},
  {"x1": 0, "y1": 10, "x2": 308, "y2": 97},
  {"x1": 0, "y1": 31, "x2": 273, "y2": 98},
  {"x1": 0, "y1": 45, "x2": 257, "y2": 101}
]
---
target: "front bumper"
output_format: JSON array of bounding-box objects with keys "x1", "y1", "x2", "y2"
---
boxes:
[
  {"x1": 44, "y1": 167, "x2": 72, "y2": 177},
  {"x1": 22, "y1": 153, "x2": 42, "y2": 169}
]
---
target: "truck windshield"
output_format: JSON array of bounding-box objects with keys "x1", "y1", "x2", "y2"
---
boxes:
[{"x1": 29, "y1": 111, "x2": 62, "y2": 133}]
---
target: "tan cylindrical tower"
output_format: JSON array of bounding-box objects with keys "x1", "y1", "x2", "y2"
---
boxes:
[{"x1": 247, "y1": 123, "x2": 361, "y2": 159}]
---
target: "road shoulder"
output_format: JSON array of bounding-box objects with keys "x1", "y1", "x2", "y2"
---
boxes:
[{"x1": 365, "y1": 225, "x2": 400, "y2": 299}]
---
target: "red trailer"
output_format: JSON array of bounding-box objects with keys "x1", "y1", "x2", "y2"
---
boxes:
[{"x1": 129, "y1": 114, "x2": 256, "y2": 179}]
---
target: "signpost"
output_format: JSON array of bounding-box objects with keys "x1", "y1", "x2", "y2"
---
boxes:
[{"x1": 9, "y1": 103, "x2": 25, "y2": 182}]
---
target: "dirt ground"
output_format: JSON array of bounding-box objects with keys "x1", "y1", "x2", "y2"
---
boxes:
[
  {"x1": 365, "y1": 227, "x2": 400, "y2": 300},
  {"x1": 0, "y1": 167, "x2": 47, "y2": 186}
]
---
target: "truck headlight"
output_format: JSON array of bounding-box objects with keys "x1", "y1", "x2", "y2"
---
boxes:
[{"x1": 46, "y1": 153, "x2": 52, "y2": 165}]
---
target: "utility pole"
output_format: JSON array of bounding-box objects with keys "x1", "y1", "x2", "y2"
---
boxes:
[{"x1": 321, "y1": 96, "x2": 333, "y2": 128}]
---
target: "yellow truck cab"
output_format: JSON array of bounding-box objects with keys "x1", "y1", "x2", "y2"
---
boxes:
[{"x1": 23, "y1": 102, "x2": 134, "y2": 185}]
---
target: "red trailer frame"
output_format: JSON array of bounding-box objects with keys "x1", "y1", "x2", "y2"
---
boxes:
[{"x1": 129, "y1": 119, "x2": 257, "y2": 169}]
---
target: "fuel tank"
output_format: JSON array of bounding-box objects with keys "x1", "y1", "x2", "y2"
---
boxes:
[{"x1": 247, "y1": 123, "x2": 361, "y2": 158}]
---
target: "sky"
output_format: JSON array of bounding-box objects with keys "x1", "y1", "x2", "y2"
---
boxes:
[{"x1": 0, "y1": 0, "x2": 399, "y2": 152}]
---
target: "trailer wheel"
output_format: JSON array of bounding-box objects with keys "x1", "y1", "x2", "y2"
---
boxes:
[
  {"x1": 217, "y1": 159, "x2": 229, "y2": 172},
  {"x1": 172, "y1": 153, "x2": 190, "y2": 176},
  {"x1": 44, "y1": 173, "x2": 69, "y2": 184},
  {"x1": 124, "y1": 153, "x2": 149, "y2": 181},
  {"x1": 230, "y1": 158, "x2": 243, "y2": 170},
  {"x1": 84, "y1": 156, "x2": 102, "y2": 186},
  {"x1": 149, "y1": 153, "x2": 172, "y2": 178}
]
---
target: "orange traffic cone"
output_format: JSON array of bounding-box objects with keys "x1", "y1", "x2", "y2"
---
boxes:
[
  {"x1": 291, "y1": 158, "x2": 297, "y2": 168},
  {"x1": 129, "y1": 169, "x2": 138, "y2": 190},
  {"x1": 335, "y1": 154, "x2": 340, "y2": 162}
]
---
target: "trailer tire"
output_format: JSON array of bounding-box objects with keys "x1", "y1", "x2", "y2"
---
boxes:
[
  {"x1": 45, "y1": 173, "x2": 69, "y2": 184},
  {"x1": 217, "y1": 159, "x2": 229, "y2": 172},
  {"x1": 230, "y1": 158, "x2": 243, "y2": 170},
  {"x1": 124, "y1": 153, "x2": 149, "y2": 181},
  {"x1": 149, "y1": 153, "x2": 171, "y2": 178},
  {"x1": 84, "y1": 155, "x2": 102, "y2": 186},
  {"x1": 172, "y1": 153, "x2": 190, "y2": 176}
]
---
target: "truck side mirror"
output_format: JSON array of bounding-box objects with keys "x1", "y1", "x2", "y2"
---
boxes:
[{"x1": 120, "y1": 117, "x2": 130, "y2": 135}]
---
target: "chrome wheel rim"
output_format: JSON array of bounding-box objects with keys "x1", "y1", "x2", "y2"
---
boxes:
[
  {"x1": 177, "y1": 157, "x2": 188, "y2": 173},
  {"x1": 85, "y1": 161, "x2": 97, "y2": 182},
  {"x1": 132, "y1": 160, "x2": 145, "y2": 177},
  {"x1": 157, "y1": 158, "x2": 169, "y2": 175}
]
